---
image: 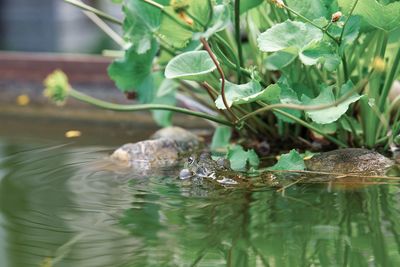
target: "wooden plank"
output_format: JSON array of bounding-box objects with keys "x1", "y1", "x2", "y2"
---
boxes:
[{"x1": 0, "y1": 51, "x2": 114, "y2": 84}]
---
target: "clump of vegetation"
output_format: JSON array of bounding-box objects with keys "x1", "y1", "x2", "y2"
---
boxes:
[{"x1": 46, "y1": 0, "x2": 400, "y2": 157}]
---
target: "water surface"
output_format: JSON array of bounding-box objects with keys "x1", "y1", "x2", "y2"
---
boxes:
[{"x1": 1, "y1": 138, "x2": 400, "y2": 267}]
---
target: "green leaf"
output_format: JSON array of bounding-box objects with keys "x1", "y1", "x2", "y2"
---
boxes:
[
  {"x1": 266, "y1": 78, "x2": 302, "y2": 123},
  {"x1": 340, "y1": 115, "x2": 362, "y2": 135},
  {"x1": 311, "y1": 122, "x2": 338, "y2": 134},
  {"x1": 194, "y1": 4, "x2": 231, "y2": 39},
  {"x1": 267, "y1": 149, "x2": 306, "y2": 171},
  {"x1": 108, "y1": 40, "x2": 159, "y2": 102},
  {"x1": 265, "y1": 48, "x2": 298, "y2": 71},
  {"x1": 123, "y1": 0, "x2": 168, "y2": 53},
  {"x1": 285, "y1": 0, "x2": 329, "y2": 20},
  {"x1": 151, "y1": 77, "x2": 178, "y2": 127},
  {"x1": 258, "y1": 20, "x2": 323, "y2": 53},
  {"x1": 215, "y1": 80, "x2": 265, "y2": 109},
  {"x1": 301, "y1": 81, "x2": 361, "y2": 124},
  {"x1": 188, "y1": 0, "x2": 212, "y2": 26},
  {"x1": 341, "y1": 16, "x2": 361, "y2": 46},
  {"x1": 158, "y1": 7, "x2": 193, "y2": 49},
  {"x1": 240, "y1": 0, "x2": 264, "y2": 14},
  {"x1": 300, "y1": 40, "x2": 340, "y2": 71},
  {"x1": 165, "y1": 51, "x2": 216, "y2": 81},
  {"x1": 338, "y1": 0, "x2": 400, "y2": 32},
  {"x1": 211, "y1": 126, "x2": 232, "y2": 151},
  {"x1": 227, "y1": 145, "x2": 260, "y2": 171}
]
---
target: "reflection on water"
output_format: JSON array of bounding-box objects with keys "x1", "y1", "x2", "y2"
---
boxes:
[{"x1": 1, "y1": 139, "x2": 400, "y2": 267}]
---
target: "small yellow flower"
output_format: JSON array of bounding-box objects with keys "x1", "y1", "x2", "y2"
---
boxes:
[
  {"x1": 372, "y1": 57, "x2": 386, "y2": 73},
  {"x1": 43, "y1": 70, "x2": 71, "y2": 105}
]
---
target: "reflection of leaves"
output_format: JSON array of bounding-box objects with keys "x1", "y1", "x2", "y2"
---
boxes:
[
  {"x1": 227, "y1": 145, "x2": 259, "y2": 171},
  {"x1": 267, "y1": 149, "x2": 305, "y2": 171},
  {"x1": 120, "y1": 202, "x2": 164, "y2": 241}
]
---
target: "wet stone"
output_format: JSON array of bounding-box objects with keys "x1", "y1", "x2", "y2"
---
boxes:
[{"x1": 111, "y1": 127, "x2": 203, "y2": 169}]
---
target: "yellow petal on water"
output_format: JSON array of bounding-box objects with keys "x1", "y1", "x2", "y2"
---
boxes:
[
  {"x1": 16, "y1": 94, "x2": 30, "y2": 106},
  {"x1": 65, "y1": 130, "x2": 82, "y2": 138}
]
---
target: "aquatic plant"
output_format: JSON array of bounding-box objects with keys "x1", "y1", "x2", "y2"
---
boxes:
[{"x1": 46, "y1": 0, "x2": 400, "y2": 152}]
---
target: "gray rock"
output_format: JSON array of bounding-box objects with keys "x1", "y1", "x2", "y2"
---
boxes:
[
  {"x1": 305, "y1": 148, "x2": 394, "y2": 175},
  {"x1": 150, "y1": 126, "x2": 202, "y2": 151},
  {"x1": 111, "y1": 127, "x2": 202, "y2": 169}
]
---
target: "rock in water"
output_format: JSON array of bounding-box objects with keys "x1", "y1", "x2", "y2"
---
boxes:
[
  {"x1": 150, "y1": 126, "x2": 202, "y2": 151},
  {"x1": 305, "y1": 148, "x2": 394, "y2": 175},
  {"x1": 111, "y1": 127, "x2": 202, "y2": 169}
]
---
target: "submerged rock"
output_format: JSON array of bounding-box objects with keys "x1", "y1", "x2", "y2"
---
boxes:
[
  {"x1": 305, "y1": 148, "x2": 395, "y2": 176},
  {"x1": 111, "y1": 127, "x2": 203, "y2": 169}
]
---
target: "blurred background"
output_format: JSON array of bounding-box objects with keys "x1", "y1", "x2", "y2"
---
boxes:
[
  {"x1": 0, "y1": 0, "x2": 160, "y2": 145},
  {"x1": 0, "y1": 0, "x2": 121, "y2": 53},
  {"x1": 0, "y1": 0, "x2": 205, "y2": 145}
]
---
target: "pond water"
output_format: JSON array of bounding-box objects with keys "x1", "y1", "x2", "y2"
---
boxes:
[{"x1": 1, "y1": 136, "x2": 400, "y2": 267}]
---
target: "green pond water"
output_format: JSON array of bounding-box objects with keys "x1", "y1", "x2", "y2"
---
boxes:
[{"x1": 1, "y1": 137, "x2": 400, "y2": 267}]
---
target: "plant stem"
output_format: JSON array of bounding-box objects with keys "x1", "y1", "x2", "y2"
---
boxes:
[
  {"x1": 206, "y1": 0, "x2": 213, "y2": 28},
  {"x1": 214, "y1": 35, "x2": 247, "y2": 80},
  {"x1": 210, "y1": 38, "x2": 251, "y2": 81},
  {"x1": 237, "y1": 78, "x2": 368, "y2": 123},
  {"x1": 234, "y1": 0, "x2": 244, "y2": 82},
  {"x1": 200, "y1": 37, "x2": 239, "y2": 121},
  {"x1": 142, "y1": 0, "x2": 194, "y2": 31},
  {"x1": 338, "y1": 0, "x2": 359, "y2": 45},
  {"x1": 282, "y1": 4, "x2": 338, "y2": 44},
  {"x1": 83, "y1": 11, "x2": 126, "y2": 48},
  {"x1": 379, "y1": 48, "x2": 400, "y2": 111},
  {"x1": 68, "y1": 88, "x2": 234, "y2": 127},
  {"x1": 282, "y1": 0, "x2": 293, "y2": 20},
  {"x1": 64, "y1": 0, "x2": 123, "y2": 25},
  {"x1": 363, "y1": 31, "x2": 388, "y2": 147},
  {"x1": 342, "y1": 53, "x2": 349, "y2": 82},
  {"x1": 273, "y1": 110, "x2": 348, "y2": 147}
]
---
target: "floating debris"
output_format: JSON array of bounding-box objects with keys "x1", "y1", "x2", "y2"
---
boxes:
[
  {"x1": 65, "y1": 130, "x2": 82, "y2": 138},
  {"x1": 16, "y1": 94, "x2": 30, "y2": 106}
]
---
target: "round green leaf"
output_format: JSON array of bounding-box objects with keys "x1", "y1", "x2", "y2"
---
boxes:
[
  {"x1": 301, "y1": 81, "x2": 361, "y2": 124},
  {"x1": 267, "y1": 149, "x2": 305, "y2": 171},
  {"x1": 165, "y1": 51, "x2": 216, "y2": 81},
  {"x1": 338, "y1": 0, "x2": 400, "y2": 32},
  {"x1": 258, "y1": 20, "x2": 323, "y2": 53}
]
